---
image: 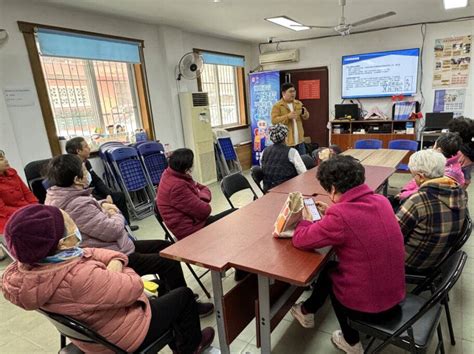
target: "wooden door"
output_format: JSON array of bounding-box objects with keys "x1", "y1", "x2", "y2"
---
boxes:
[{"x1": 280, "y1": 67, "x2": 329, "y2": 147}]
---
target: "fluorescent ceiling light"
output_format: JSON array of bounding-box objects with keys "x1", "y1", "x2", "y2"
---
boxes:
[
  {"x1": 443, "y1": 0, "x2": 468, "y2": 9},
  {"x1": 265, "y1": 16, "x2": 310, "y2": 31}
]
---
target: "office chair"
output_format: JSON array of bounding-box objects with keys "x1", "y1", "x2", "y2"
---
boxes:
[
  {"x1": 354, "y1": 139, "x2": 383, "y2": 149},
  {"x1": 388, "y1": 139, "x2": 419, "y2": 171}
]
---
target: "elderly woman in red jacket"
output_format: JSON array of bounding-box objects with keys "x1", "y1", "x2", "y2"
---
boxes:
[
  {"x1": 0, "y1": 150, "x2": 38, "y2": 234},
  {"x1": 157, "y1": 148, "x2": 234, "y2": 241},
  {"x1": 291, "y1": 155, "x2": 406, "y2": 354}
]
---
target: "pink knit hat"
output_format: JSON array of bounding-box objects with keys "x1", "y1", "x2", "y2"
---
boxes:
[{"x1": 4, "y1": 205, "x2": 65, "y2": 264}]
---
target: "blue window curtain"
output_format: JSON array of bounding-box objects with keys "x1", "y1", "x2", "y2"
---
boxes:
[
  {"x1": 201, "y1": 52, "x2": 245, "y2": 67},
  {"x1": 36, "y1": 28, "x2": 141, "y2": 63}
]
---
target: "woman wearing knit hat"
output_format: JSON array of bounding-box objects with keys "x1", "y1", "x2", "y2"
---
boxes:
[
  {"x1": 1, "y1": 204, "x2": 214, "y2": 354},
  {"x1": 260, "y1": 124, "x2": 307, "y2": 192}
]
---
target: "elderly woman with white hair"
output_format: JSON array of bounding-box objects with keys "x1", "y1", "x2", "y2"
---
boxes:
[{"x1": 397, "y1": 149, "x2": 467, "y2": 274}]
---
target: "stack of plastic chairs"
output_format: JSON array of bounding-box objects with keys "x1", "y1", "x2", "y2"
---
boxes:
[
  {"x1": 136, "y1": 142, "x2": 168, "y2": 191},
  {"x1": 213, "y1": 129, "x2": 241, "y2": 179},
  {"x1": 98, "y1": 141, "x2": 124, "y2": 191},
  {"x1": 106, "y1": 146, "x2": 155, "y2": 219}
]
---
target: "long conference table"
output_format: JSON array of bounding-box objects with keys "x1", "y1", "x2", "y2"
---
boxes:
[{"x1": 160, "y1": 150, "x2": 408, "y2": 354}]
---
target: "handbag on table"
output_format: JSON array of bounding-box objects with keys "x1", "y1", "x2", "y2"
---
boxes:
[{"x1": 273, "y1": 192, "x2": 305, "y2": 238}]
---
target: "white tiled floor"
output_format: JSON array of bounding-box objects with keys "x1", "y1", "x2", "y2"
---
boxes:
[{"x1": 1, "y1": 171, "x2": 473, "y2": 353}]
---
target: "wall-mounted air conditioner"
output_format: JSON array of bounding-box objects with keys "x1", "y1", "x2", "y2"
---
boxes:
[{"x1": 259, "y1": 49, "x2": 300, "y2": 65}]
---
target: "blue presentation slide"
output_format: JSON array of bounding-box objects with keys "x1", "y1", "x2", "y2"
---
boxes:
[{"x1": 342, "y1": 48, "x2": 419, "y2": 99}]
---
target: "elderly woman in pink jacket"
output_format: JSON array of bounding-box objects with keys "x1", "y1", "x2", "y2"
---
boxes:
[
  {"x1": 44, "y1": 154, "x2": 214, "y2": 317},
  {"x1": 1, "y1": 205, "x2": 214, "y2": 353},
  {"x1": 290, "y1": 155, "x2": 406, "y2": 354}
]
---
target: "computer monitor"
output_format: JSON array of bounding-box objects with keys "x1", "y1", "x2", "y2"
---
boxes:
[
  {"x1": 424, "y1": 112, "x2": 454, "y2": 131},
  {"x1": 335, "y1": 104, "x2": 359, "y2": 120}
]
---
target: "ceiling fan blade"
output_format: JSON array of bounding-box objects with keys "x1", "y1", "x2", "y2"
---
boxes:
[
  {"x1": 291, "y1": 24, "x2": 334, "y2": 29},
  {"x1": 351, "y1": 11, "x2": 396, "y2": 27}
]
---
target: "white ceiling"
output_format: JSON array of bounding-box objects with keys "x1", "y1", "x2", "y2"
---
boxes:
[{"x1": 32, "y1": 0, "x2": 473, "y2": 43}]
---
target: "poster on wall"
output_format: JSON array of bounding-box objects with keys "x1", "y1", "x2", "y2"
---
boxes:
[
  {"x1": 298, "y1": 80, "x2": 320, "y2": 100},
  {"x1": 433, "y1": 89, "x2": 466, "y2": 117},
  {"x1": 249, "y1": 71, "x2": 281, "y2": 165},
  {"x1": 433, "y1": 35, "x2": 471, "y2": 88}
]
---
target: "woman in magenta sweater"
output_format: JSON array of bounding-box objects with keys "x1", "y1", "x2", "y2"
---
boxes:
[{"x1": 291, "y1": 155, "x2": 406, "y2": 354}]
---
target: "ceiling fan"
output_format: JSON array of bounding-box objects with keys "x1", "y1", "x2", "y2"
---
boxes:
[{"x1": 293, "y1": 0, "x2": 396, "y2": 36}]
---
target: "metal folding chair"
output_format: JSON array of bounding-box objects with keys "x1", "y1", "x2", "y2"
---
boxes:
[
  {"x1": 38, "y1": 308, "x2": 173, "y2": 354},
  {"x1": 220, "y1": 172, "x2": 258, "y2": 209},
  {"x1": 153, "y1": 205, "x2": 211, "y2": 299},
  {"x1": 107, "y1": 147, "x2": 155, "y2": 219}
]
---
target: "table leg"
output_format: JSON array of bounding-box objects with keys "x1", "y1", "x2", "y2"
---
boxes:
[
  {"x1": 257, "y1": 274, "x2": 271, "y2": 354},
  {"x1": 211, "y1": 270, "x2": 230, "y2": 354}
]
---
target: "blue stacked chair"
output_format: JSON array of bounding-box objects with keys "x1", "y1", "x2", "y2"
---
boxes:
[
  {"x1": 107, "y1": 146, "x2": 155, "y2": 219},
  {"x1": 388, "y1": 139, "x2": 419, "y2": 171},
  {"x1": 216, "y1": 137, "x2": 241, "y2": 177},
  {"x1": 98, "y1": 141, "x2": 125, "y2": 190},
  {"x1": 354, "y1": 139, "x2": 383, "y2": 149},
  {"x1": 137, "y1": 142, "x2": 168, "y2": 189}
]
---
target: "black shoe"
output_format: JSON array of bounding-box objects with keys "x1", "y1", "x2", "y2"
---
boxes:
[
  {"x1": 130, "y1": 225, "x2": 139, "y2": 231},
  {"x1": 197, "y1": 302, "x2": 214, "y2": 318}
]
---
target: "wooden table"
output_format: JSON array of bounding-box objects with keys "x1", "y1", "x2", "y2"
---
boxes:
[
  {"x1": 342, "y1": 149, "x2": 409, "y2": 169},
  {"x1": 268, "y1": 165, "x2": 396, "y2": 197},
  {"x1": 161, "y1": 193, "x2": 333, "y2": 354},
  {"x1": 161, "y1": 173, "x2": 390, "y2": 353},
  {"x1": 361, "y1": 149, "x2": 409, "y2": 168},
  {"x1": 341, "y1": 148, "x2": 376, "y2": 161}
]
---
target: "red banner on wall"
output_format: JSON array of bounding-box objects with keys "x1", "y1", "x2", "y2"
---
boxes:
[{"x1": 298, "y1": 80, "x2": 320, "y2": 100}]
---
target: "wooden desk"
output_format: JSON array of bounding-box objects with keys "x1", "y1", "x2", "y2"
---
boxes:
[
  {"x1": 268, "y1": 165, "x2": 395, "y2": 197},
  {"x1": 342, "y1": 149, "x2": 409, "y2": 169}
]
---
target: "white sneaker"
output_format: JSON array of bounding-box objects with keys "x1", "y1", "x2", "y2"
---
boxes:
[
  {"x1": 331, "y1": 330, "x2": 364, "y2": 354},
  {"x1": 290, "y1": 302, "x2": 315, "y2": 328}
]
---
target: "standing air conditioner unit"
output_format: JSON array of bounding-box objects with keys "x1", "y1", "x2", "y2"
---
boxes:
[
  {"x1": 259, "y1": 49, "x2": 300, "y2": 65},
  {"x1": 179, "y1": 92, "x2": 217, "y2": 185}
]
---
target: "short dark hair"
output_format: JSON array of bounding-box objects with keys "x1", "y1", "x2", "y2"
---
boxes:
[
  {"x1": 435, "y1": 132, "x2": 462, "y2": 158},
  {"x1": 66, "y1": 137, "x2": 86, "y2": 155},
  {"x1": 169, "y1": 148, "x2": 194, "y2": 173},
  {"x1": 448, "y1": 117, "x2": 473, "y2": 144},
  {"x1": 46, "y1": 154, "x2": 84, "y2": 187},
  {"x1": 317, "y1": 155, "x2": 365, "y2": 194},
  {"x1": 281, "y1": 82, "x2": 295, "y2": 93}
]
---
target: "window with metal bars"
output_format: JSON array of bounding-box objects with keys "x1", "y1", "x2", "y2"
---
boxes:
[
  {"x1": 40, "y1": 56, "x2": 142, "y2": 151},
  {"x1": 200, "y1": 63, "x2": 246, "y2": 128}
]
